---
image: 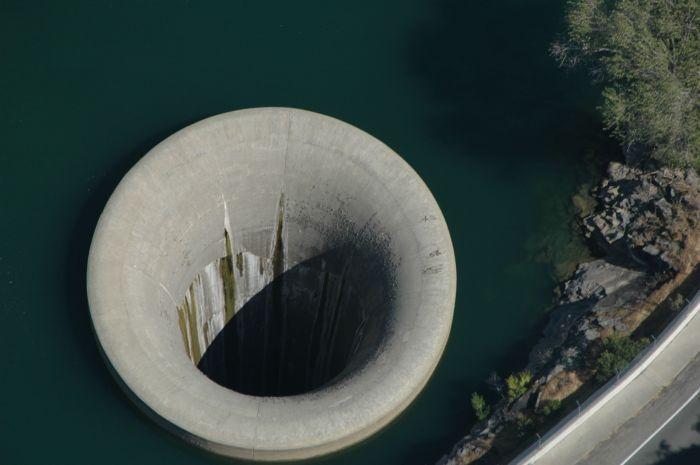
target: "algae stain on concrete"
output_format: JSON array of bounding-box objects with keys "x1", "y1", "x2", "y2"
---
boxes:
[
  {"x1": 176, "y1": 195, "x2": 287, "y2": 364},
  {"x1": 271, "y1": 193, "x2": 286, "y2": 280},
  {"x1": 220, "y1": 229, "x2": 236, "y2": 325}
]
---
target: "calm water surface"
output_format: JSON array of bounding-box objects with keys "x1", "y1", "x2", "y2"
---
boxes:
[{"x1": 1, "y1": 1, "x2": 604, "y2": 464}]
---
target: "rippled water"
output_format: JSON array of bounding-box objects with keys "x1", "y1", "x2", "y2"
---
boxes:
[{"x1": 0, "y1": 1, "x2": 608, "y2": 463}]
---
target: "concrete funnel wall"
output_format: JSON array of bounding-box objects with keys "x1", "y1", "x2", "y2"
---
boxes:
[{"x1": 87, "y1": 108, "x2": 456, "y2": 460}]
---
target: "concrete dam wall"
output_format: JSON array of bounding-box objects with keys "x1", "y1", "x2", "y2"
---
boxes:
[{"x1": 87, "y1": 108, "x2": 456, "y2": 460}]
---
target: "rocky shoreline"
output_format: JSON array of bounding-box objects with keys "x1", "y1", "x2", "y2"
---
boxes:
[{"x1": 438, "y1": 162, "x2": 700, "y2": 465}]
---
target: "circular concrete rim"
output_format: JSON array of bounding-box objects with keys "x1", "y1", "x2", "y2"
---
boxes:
[{"x1": 87, "y1": 108, "x2": 456, "y2": 461}]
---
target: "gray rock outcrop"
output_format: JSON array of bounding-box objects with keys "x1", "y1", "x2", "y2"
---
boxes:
[
  {"x1": 583, "y1": 162, "x2": 700, "y2": 272},
  {"x1": 438, "y1": 162, "x2": 700, "y2": 465}
]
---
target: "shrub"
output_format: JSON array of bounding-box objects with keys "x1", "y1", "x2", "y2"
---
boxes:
[
  {"x1": 514, "y1": 412, "x2": 534, "y2": 436},
  {"x1": 595, "y1": 334, "x2": 650, "y2": 382},
  {"x1": 506, "y1": 370, "x2": 533, "y2": 401},
  {"x1": 541, "y1": 399, "x2": 562, "y2": 416},
  {"x1": 470, "y1": 392, "x2": 490, "y2": 421},
  {"x1": 671, "y1": 293, "x2": 686, "y2": 311}
]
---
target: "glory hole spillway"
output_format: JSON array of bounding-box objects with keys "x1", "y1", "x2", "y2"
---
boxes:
[{"x1": 87, "y1": 108, "x2": 456, "y2": 460}]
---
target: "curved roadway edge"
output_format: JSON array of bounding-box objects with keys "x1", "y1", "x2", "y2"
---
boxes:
[
  {"x1": 509, "y1": 290, "x2": 700, "y2": 465},
  {"x1": 579, "y1": 353, "x2": 700, "y2": 465}
]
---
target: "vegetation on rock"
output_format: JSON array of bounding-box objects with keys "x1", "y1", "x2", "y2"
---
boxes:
[
  {"x1": 470, "y1": 392, "x2": 490, "y2": 421},
  {"x1": 506, "y1": 370, "x2": 532, "y2": 401},
  {"x1": 513, "y1": 412, "x2": 534, "y2": 436},
  {"x1": 552, "y1": 0, "x2": 700, "y2": 169},
  {"x1": 540, "y1": 399, "x2": 562, "y2": 416},
  {"x1": 594, "y1": 334, "x2": 651, "y2": 382},
  {"x1": 670, "y1": 292, "x2": 686, "y2": 311}
]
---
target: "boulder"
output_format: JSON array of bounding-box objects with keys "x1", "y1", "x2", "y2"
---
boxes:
[{"x1": 583, "y1": 162, "x2": 700, "y2": 272}]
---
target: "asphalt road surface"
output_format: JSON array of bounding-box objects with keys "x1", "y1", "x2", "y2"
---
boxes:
[
  {"x1": 576, "y1": 354, "x2": 700, "y2": 465},
  {"x1": 622, "y1": 390, "x2": 700, "y2": 465}
]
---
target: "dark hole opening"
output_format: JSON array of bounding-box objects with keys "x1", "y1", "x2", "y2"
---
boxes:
[{"x1": 197, "y1": 244, "x2": 392, "y2": 397}]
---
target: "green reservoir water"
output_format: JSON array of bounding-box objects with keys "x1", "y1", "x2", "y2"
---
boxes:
[{"x1": 1, "y1": 1, "x2": 607, "y2": 464}]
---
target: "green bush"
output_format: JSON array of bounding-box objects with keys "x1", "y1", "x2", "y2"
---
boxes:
[
  {"x1": 670, "y1": 293, "x2": 686, "y2": 311},
  {"x1": 553, "y1": 0, "x2": 700, "y2": 169},
  {"x1": 506, "y1": 370, "x2": 533, "y2": 401},
  {"x1": 541, "y1": 399, "x2": 562, "y2": 416},
  {"x1": 595, "y1": 335, "x2": 650, "y2": 382},
  {"x1": 470, "y1": 392, "x2": 490, "y2": 421},
  {"x1": 514, "y1": 412, "x2": 534, "y2": 435}
]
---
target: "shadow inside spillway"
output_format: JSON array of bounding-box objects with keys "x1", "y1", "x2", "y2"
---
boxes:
[{"x1": 197, "y1": 245, "x2": 393, "y2": 397}]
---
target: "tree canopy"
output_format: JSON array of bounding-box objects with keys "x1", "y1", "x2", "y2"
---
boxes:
[
  {"x1": 553, "y1": 0, "x2": 700, "y2": 168},
  {"x1": 594, "y1": 334, "x2": 650, "y2": 382}
]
